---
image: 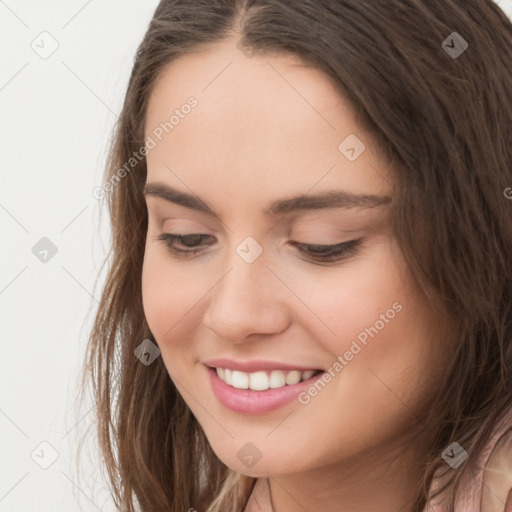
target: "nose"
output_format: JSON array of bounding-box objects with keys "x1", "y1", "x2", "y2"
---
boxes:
[{"x1": 202, "y1": 252, "x2": 290, "y2": 343}]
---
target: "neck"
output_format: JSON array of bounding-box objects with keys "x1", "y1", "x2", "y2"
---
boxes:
[{"x1": 267, "y1": 426, "x2": 433, "y2": 512}]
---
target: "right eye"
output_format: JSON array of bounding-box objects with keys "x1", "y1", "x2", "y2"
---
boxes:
[{"x1": 157, "y1": 233, "x2": 214, "y2": 257}]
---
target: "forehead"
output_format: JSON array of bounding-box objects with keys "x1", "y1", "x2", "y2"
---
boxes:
[{"x1": 144, "y1": 38, "x2": 392, "y2": 206}]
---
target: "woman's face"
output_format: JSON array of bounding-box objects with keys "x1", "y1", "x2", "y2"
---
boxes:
[{"x1": 141, "y1": 39, "x2": 449, "y2": 477}]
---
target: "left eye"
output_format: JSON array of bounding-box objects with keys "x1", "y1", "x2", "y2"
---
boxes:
[
  {"x1": 289, "y1": 239, "x2": 362, "y2": 262},
  {"x1": 156, "y1": 233, "x2": 362, "y2": 263}
]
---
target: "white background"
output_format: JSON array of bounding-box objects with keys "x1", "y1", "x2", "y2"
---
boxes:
[{"x1": 1, "y1": 1, "x2": 511, "y2": 510}]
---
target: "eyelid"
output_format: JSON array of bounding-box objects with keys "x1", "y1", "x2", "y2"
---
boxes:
[
  {"x1": 291, "y1": 238, "x2": 363, "y2": 261},
  {"x1": 156, "y1": 232, "x2": 363, "y2": 263}
]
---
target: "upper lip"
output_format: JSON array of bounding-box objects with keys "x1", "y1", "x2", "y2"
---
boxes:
[{"x1": 203, "y1": 358, "x2": 322, "y2": 373}]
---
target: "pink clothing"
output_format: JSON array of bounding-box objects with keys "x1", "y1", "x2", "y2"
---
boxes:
[
  {"x1": 244, "y1": 409, "x2": 512, "y2": 512},
  {"x1": 426, "y1": 407, "x2": 512, "y2": 512}
]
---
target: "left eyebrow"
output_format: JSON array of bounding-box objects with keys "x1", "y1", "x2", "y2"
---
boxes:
[{"x1": 143, "y1": 182, "x2": 392, "y2": 218}]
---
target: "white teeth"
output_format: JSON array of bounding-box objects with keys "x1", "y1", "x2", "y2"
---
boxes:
[
  {"x1": 231, "y1": 370, "x2": 249, "y2": 389},
  {"x1": 302, "y1": 370, "x2": 315, "y2": 380},
  {"x1": 250, "y1": 371, "x2": 270, "y2": 391},
  {"x1": 269, "y1": 370, "x2": 286, "y2": 389},
  {"x1": 215, "y1": 368, "x2": 319, "y2": 390},
  {"x1": 285, "y1": 370, "x2": 301, "y2": 385}
]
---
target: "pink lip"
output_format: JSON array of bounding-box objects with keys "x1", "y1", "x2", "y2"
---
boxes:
[
  {"x1": 205, "y1": 365, "x2": 324, "y2": 415},
  {"x1": 203, "y1": 358, "x2": 321, "y2": 373}
]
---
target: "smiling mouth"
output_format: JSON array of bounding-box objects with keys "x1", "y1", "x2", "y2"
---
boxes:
[{"x1": 212, "y1": 367, "x2": 323, "y2": 391}]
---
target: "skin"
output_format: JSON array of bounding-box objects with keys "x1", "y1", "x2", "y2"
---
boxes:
[{"x1": 141, "y1": 37, "x2": 453, "y2": 512}]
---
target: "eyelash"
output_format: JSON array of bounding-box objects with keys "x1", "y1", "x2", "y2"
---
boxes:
[{"x1": 156, "y1": 233, "x2": 362, "y2": 263}]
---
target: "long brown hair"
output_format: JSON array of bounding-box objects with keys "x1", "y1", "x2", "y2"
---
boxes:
[{"x1": 78, "y1": 1, "x2": 512, "y2": 510}]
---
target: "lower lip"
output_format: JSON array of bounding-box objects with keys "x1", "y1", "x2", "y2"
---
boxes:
[{"x1": 206, "y1": 365, "x2": 324, "y2": 415}]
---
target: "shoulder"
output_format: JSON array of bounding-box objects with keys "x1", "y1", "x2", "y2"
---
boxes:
[{"x1": 481, "y1": 426, "x2": 512, "y2": 512}]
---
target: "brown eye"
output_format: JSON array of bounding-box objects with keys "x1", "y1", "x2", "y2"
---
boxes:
[
  {"x1": 290, "y1": 238, "x2": 363, "y2": 262},
  {"x1": 157, "y1": 232, "x2": 363, "y2": 264},
  {"x1": 157, "y1": 233, "x2": 214, "y2": 255}
]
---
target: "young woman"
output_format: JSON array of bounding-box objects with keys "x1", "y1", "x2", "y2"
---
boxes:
[{"x1": 81, "y1": 1, "x2": 512, "y2": 510}]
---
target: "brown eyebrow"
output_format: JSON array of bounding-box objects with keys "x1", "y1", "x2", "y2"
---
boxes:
[{"x1": 143, "y1": 182, "x2": 391, "y2": 218}]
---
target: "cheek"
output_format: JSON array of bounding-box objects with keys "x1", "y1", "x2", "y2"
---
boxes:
[
  {"x1": 141, "y1": 249, "x2": 199, "y2": 353},
  {"x1": 290, "y1": 242, "x2": 407, "y2": 352},
  {"x1": 334, "y1": 288, "x2": 443, "y2": 422},
  {"x1": 300, "y1": 245, "x2": 443, "y2": 403},
  {"x1": 141, "y1": 245, "x2": 222, "y2": 384}
]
